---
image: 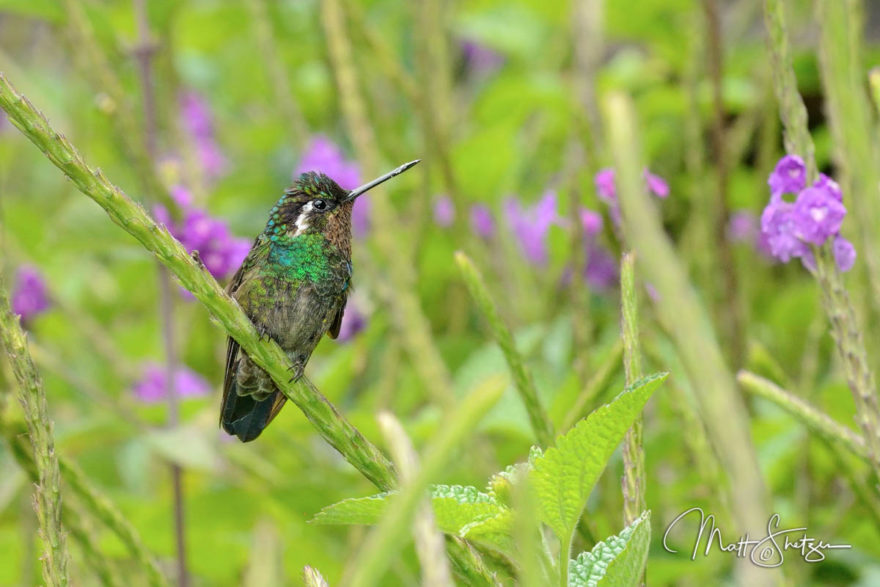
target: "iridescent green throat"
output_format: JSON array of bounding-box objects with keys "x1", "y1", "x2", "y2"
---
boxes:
[{"x1": 267, "y1": 233, "x2": 332, "y2": 282}]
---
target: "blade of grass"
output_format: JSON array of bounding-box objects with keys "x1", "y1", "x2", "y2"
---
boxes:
[
  {"x1": 619, "y1": 253, "x2": 645, "y2": 527},
  {"x1": 0, "y1": 280, "x2": 70, "y2": 586},
  {"x1": 455, "y1": 252, "x2": 554, "y2": 446},
  {"x1": 344, "y1": 376, "x2": 506, "y2": 587},
  {"x1": 604, "y1": 91, "x2": 774, "y2": 587}
]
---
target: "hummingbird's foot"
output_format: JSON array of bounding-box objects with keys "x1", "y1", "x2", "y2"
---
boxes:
[{"x1": 287, "y1": 363, "x2": 304, "y2": 383}]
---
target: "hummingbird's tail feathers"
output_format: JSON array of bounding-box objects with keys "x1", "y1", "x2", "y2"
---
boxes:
[{"x1": 220, "y1": 386, "x2": 286, "y2": 442}]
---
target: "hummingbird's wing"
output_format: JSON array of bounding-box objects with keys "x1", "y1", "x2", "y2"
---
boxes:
[{"x1": 327, "y1": 302, "x2": 346, "y2": 339}]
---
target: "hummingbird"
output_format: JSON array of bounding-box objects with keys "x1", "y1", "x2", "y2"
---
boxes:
[{"x1": 220, "y1": 159, "x2": 420, "y2": 442}]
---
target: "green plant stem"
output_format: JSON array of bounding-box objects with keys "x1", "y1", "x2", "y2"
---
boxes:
[
  {"x1": 0, "y1": 282, "x2": 71, "y2": 586},
  {"x1": 763, "y1": 0, "x2": 880, "y2": 478},
  {"x1": 619, "y1": 253, "x2": 645, "y2": 526},
  {"x1": 378, "y1": 412, "x2": 453, "y2": 587},
  {"x1": 4, "y1": 430, "x2": 170, "y2": 587},
  {"x1": 320, "y1": 0, "x2": 455, "y2": 410},
  {"x1": 455, "y1": 252, "x2": 554, "y2": 446},
  {"x1": 344, "y1": 377, "x2": 505, "y2": 587},
  {"x1": 604, "y1": 91, "x2": 774, "y2": 587},
  {"x1": 737, "y1": 370, "x2": 868, "y2": 460}
]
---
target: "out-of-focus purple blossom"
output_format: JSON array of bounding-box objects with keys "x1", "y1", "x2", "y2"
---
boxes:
[
  {"x1": 791, "y1": 186, "x2": 846, "y2": 245},
  {"x1": 295, "y1": 135, "x2": 361, "y2": 190},
  {"x1": 728, "y1": 211, "x2": 757, "y2": 243},
  {"x1": 584, "y1": 245, "x2": 618, "y2": 291},
  {"x1": 179, "y1": 92, "x2": 228, "y2": 181},
  {"x1": 295, "y1": 135, "x2": 369, "y2": 237},
  {"x1": 594, "y1": 168, "x2": 669, "y2": 202},
  {"x1": 760, "y1": 156, "x2": 855, "y2": 272},
  {"x1": 504, "y1": 191, "x2": 559, "y2": 266},
  {"x1": 132, "y1": 363, "x2": 211, "y2": 404},
  {"x1": 433, "y1": 196, "x2": 455, "y2": 227},
  {"x1": 336, "y1": 302, "x2": 368, "y2": 342},
  {"x1": 460, "y1": 39, "x2": 505, "y2": 74},
  {"x1": 767, "y1": 154, "x2": 806, "y2": 200},
  {"x1": 833, "y1": 236, "x2": 857, "y2": 272},
  {"x1": 470, "y1": 204, "x2": 495, "y2": 239},
  {"x1": 11, "y1": 265, "x2": 51, "y2": 323},
  {"x1": 580, "y1": 208, "x2": 603, "y2": 238},
  {"x1": 155, "y1": 186, "x2": 250, "y2": 281}
]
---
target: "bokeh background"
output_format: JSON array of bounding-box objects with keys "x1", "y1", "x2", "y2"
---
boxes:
[{"x1": 2, "y1": 0, "x2": 880, "y2": 585}]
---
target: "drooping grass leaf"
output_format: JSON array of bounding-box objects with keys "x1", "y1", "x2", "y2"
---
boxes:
[
  {"x1": 530, "y1": 373, "x2": 666, "y2": 545},
  {"x1": 568, "y1": 511, "x2": 651, "y2": 587}
]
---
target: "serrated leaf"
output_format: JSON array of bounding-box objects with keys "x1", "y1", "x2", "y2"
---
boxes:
[
  {"x1": 460, "y1": 509, "x2": 515, "y2": 555},
  {"x1": 569, "y1": 511, "x2": 651, "y2": 587},
  {"x1": 312, "y1": 485, "x2": 507, "y2": 536},
  {"x1": 531, "y1": 373, "x2": 666, "y2": 544}
]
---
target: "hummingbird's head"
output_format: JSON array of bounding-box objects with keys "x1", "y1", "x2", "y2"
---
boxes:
[{"x1": 265, "y1": 160, "x2": 421, "y2": 245}]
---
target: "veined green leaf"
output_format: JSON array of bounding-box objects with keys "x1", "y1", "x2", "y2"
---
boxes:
[
  {"x1": 531, "y1": 373, "x2": 666, "y2": 543},
  {"x1": 312, "y1": 485, "x2": 508, "y2": 536},
  {"x1": 569, "y1": 511, "x2": 651, "y2": 587},
  {"x1": 460, "y1": 509, "x2": 516, "y2": 555}
]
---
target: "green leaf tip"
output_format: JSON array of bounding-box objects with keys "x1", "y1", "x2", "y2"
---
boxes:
[{"x1": 569, "y1": 510, "x2": 651, "y2": 587}]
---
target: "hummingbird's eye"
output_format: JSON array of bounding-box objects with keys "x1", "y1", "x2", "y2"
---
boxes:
[{"x1": 312, "y1": 199, "x2": 328, "y2": 211}]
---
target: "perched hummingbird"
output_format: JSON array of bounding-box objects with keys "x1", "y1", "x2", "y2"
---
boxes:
[{"x1": 221, "y1": 160, "x2": 420, "y2": 442}]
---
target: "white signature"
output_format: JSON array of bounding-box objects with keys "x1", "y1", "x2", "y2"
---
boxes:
[{"x1": 663, "y1": 507, "x2": 851, "y2": 567}]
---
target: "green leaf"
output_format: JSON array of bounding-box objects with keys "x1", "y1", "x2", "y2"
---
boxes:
[
  {"x1": 531, "y1": 373, "x2": 666, "y2": 544},
  {"x1": 312, "y1": 485, "x2": 509, "y2": 536},
  {"x1": 460, "y1": 509, "x2": 515, "y2": 555},
  {"x1": 569, "y1": 511, "x2": 651, "y2": 587}
]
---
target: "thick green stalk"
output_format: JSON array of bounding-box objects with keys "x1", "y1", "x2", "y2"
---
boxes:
[
  {"x1": 320, "y1": 0, "x2": 455, "y2": 409},
  {"x1": 0, "y1": 71, "x2": 395, "y2": 492},
  {"x1": 737, "y1": 370, "x2": 868, "y2": 460},
  {"x1": 604, "y1": 92, "x2": 774, "y2": 587},
  {"x1": 763, "y1": 0, "x2": 880, "y2": 477},
  {"x1": 619, "y1": 253, "x2": 645, "y2": 526},
  {"x1": 455, "y1": 252, "x2": 554, "y2": 446},
  {"x1": 344, "y1": 377, "x2": 505, "y2": 587},
  {"x1": 0, "y1": 282, "x2": 71, "y2": 586}
]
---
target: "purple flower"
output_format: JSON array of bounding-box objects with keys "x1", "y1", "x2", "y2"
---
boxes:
[
  {"x1": 504, "y1": 191, "x2": 559, "y2": 266},
  {"x1": 470, "y1": 205, "x2": 495, "y2": 239},
  {"x1": 768, "y1": 154, "x2": 806, "y2": 200},
  {"x1": 594, "y1": 168, "x2": 669, "y2": 226},
  {"x1": 584, "y1": 245, "x2": 618, "y2": 291},
  {"x1": 728, "y1": 211, "x2": 758, "y2": 243},
  {"x1": 833, "y1": 236, "x2": 856, "y2": 272},
  {"x1": 433, "y1": 196, "x2": 455, "y2": 227},
  {"x1": 760, "y1": 201, "x2": 809, "y2": 262},
  {"x1": 11, "y1": 265, "x2": 51, "y2": 323},
  {"x1": 295, "y1": 136, "x2": 361, "y2": 189},
  {"x1": 179, "y1": 92, "x2": 228, "y2": 181},
  {"x1": 580, "y1": 208, "x2": 603, "y2": 238},
  {"x1": 296, "y1": 136, "x2": 369, "y2": 237},
  {"x1": 155, "y1": 186, "x2": 250, "y2": 281},
  {"x1": 132, "y1": 363, "x2": 211, "y2": 404},
  {"x1": 791, "y1": 186, "x2": 846, "y2": 245},
  {"x1": 760, "y1": 156, "x2": 855, "y2": 272},
  {"x1": 460, "y1": 39, "x2": 504, "y2": 74},
  {"x1": 336, "y1": 302, "x2": 367, "y2": 342}
]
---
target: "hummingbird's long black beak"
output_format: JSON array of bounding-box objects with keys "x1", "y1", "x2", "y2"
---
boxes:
[{"x1": 345, "y1": 159, "x2": 420, "y2": 202}]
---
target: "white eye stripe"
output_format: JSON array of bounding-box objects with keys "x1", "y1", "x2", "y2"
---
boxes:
[{"x1": 291, "y1": 201, "x2": 313, "y2": 237}]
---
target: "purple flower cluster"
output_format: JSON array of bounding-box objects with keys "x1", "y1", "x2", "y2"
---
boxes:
[
  {"x1": 132, "y1": 362, "x2": 211, "y2": 403},
  {"x1": 504, "y1": 191, "x2": 560, "y2": 266},
  {"x1": 179, "y1": 92, "x2": 228, "y2": 182},
  {"x1": 337, "y1": 301, "x2": 368, "y2": 342},
  {"x1": 594, "y1": 167, "x2": 668, "y2": 224},
  {"x1": 728, "y1": 211, "x2": 773, "y2": 259},
  {"x1": 155, "y1": 187, "x2": 250, "y2": 281},
  {"x1": 579, "y1": 208, "x2": 618, "y2": 290},
  {"x1": 295, "y1": 136, "x2": 370, "y2": 238},
  {"x1": 760, "y1": 155, "x2": 855, "y2": 272},
  {"x1": 11, "y1": 265, "x2": 51, "y2": 323},
  {"x1": 460, "y1": 39, "x2": 505, "y2": 75}
]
